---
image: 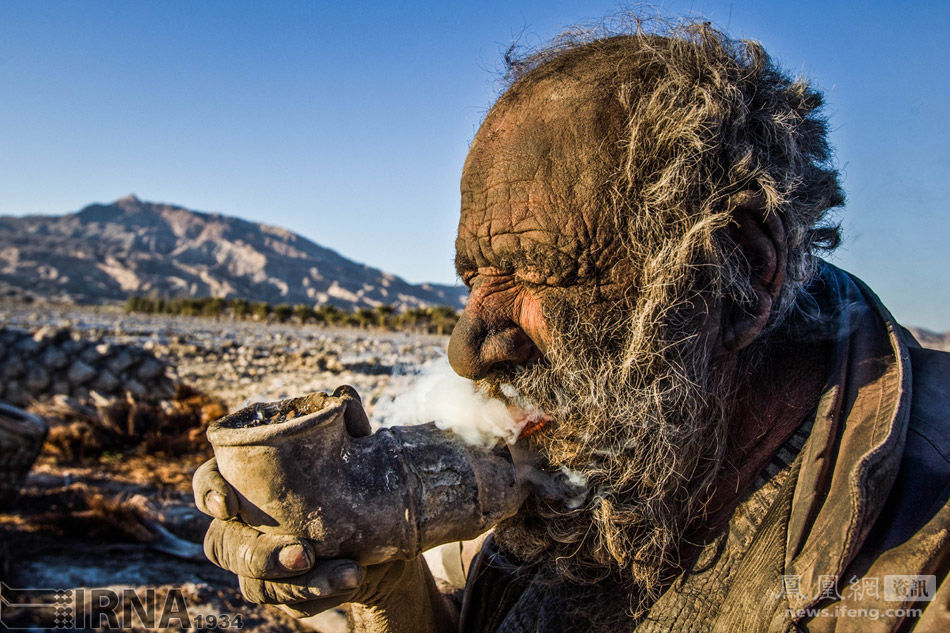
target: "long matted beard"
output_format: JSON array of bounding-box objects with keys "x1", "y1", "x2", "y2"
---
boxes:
[{"x1": 487, "y1": 295, "x2": 734, "y2": 611}]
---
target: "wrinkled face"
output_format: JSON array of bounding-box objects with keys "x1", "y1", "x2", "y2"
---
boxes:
[
  {"x1": 449, "y1": 78, "x2": 732, "y2": 603},
  {"x1": 449, "y1": 76, "x2": 626, "y2": 380}
]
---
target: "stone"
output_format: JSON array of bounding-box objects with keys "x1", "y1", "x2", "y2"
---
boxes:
[
  {"x1": 50, "y1": 379, "x2": 71, "y2": 395},
  {"x1": 92, "y1": 369, "x2": 120, "y2": 394},
  {"x1": 3, "y1": 382, "x2": 28, "y2": 407},
  {"x1": 0, "y1": 401, "x2": 48, "y2": 507},
  {"x1": 40, "y1": 347, "x2": 69, "y2": 370},
  {"x1": 135, "y1": 359, "x2": 164, "y2": 381},
  {"x1": 125, "y1": 379, "x2": 147, "y2": 399},
  {"x1": 32, "y1": 326, "x2": 70, "y2": 345},
  {"x1": 1, "y1": 359, "x2": 25, "y2": 380},
  {"x1": 67, "y1": 360, "x2": 96, "y2": 385},
  {"x1": 25, "y1": 366, "x2": 50, "y2": 394},
  {"x1": 79, "y1": 344, "x2": 101, "y2": 365},
  {"x1": 60, "y1": 339, "x2": 84, "y2": 355},
  {"x1": 154, "y1": 381, "x2": 176, "y2": 400},
  {"x1": 107, "y1": 350, "x2": 135, "y2": 374},
  {"x1": 14, "y1": 337, "x2": 41, "y2": 356}
]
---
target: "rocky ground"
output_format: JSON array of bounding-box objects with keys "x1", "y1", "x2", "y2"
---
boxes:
[
  {"x1": 907, "y1": 326, "x2": 950, "y2": 352},
  {"x1": 0, "y1": 301, "x2": 449, "y2": 632},
  {"x1": 0, "y1": 302, "x2": 447, "y2": 412}
]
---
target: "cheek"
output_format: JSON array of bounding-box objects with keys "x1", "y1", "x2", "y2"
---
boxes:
[{"x1": 515, "y1": 290, "x2": 552, "y2": 354}]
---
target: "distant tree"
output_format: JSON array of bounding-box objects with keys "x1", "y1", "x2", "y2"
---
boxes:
[
  {"x1": 317, "y1": 304, "x2": 344, "y2": 326},
  {"x1": 354, "y1": 307, "x2": 374, "y2": 329},
  {"x1": 251, "y1": 302, "x2": 271, "y2": 321},
  {"x1": 122, "y1": 292, "x2": 456, "y2": 334},
  {"x1": 202, "y1": 297, "x2": 224, "y2": 317},
  {"x1": 185, "y1": 298, "x2": 204, "y2": 316},
  {"x1": 125, "y1": 295, "x2": 144, "y2": 313},
  {"x1": 229, "y1": 298, "x2": 251, "y2": 319},
  {"x1": 427, "y1": 305, "x2": 459, "y2": 335},
  {"x1": 273, "y1": 303, "x2": 293, "y2": 323},
  {"x1": 397, "y1": 307, "x2": 429, "y2": 333},
  {"x1": 294, "y1": 304, "x2": 315, "y2": 323},
  {"x1": 342, "y1": 310, "x2": 362, "y2": 328},
  {"x1": 374, "y1": 304, "x2": 396, "y2": 329}
]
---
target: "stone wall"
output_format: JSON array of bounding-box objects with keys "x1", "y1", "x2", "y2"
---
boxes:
[{"x1": 0, "y1": 326, "x2": 176, "y2": 407}]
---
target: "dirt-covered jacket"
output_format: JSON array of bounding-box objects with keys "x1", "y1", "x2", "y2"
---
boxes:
[{"x1": 459, "y1": 263, "x2": 950, "y2": 633}]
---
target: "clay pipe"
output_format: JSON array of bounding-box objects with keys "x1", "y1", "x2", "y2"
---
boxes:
[{"x1": 206, "y1": 386, "x2": 528, "y2": 565}]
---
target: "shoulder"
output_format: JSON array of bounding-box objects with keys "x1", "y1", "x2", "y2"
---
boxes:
[
  {"x1": 904, "y1": 346, "x2": 950, "y2": 496},
  {"x1": 871, "y1": 345, "x2": 950, "y2": 552},
  {"x1": 818, "y1": 346, "x2": 950, "y2": 631},
  {"x1": 907, "y1": 345, "x2": 950, "y2": 461}
]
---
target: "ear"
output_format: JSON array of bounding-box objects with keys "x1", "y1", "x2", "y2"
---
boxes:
[{"x1": 720, "y1": 190, "x2": 787, "y2": 352}]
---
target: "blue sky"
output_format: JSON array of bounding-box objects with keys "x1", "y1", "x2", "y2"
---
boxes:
[{"x1": 1, "y1": 1, "x2": 947, "y2": 329}]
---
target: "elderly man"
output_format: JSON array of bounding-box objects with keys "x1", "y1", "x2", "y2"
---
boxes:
[{"x1": 193, "y1": 20, "x2": 950, "y2": 632}]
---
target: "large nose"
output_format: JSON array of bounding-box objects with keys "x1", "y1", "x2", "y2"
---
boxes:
[{"x1": 448, "y1": 303, "x2": 541, "y2": 380}]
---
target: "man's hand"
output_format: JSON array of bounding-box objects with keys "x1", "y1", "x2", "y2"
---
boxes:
[
  {"x1": 193, "y1": 458, "x2": 458, "y2": 631},
  {"x1": 194, "y1": 457, "x2": 369, "y2": 616}
]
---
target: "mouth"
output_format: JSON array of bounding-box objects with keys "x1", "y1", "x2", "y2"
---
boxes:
[
  {"x1": 473, "y1": 374, "x2": 553, "y2": 439},
  {"x1": 499, "y1": 383, "x2": 552, "y2": 439},
  {"x1": 506, "y1": 403, "x2": 551, "y2": 438}
]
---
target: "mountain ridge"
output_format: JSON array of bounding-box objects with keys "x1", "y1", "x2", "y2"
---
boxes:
[{"x1": 0, "y1": 195, "x2": 467, "y2": 310}]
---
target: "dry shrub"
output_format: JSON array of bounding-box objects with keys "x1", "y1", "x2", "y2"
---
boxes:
[{"x1": 34, "y1": 383, "x2": 226, "y2": 463}]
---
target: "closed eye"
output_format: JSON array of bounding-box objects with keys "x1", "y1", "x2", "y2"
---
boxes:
[{"x1": 463, "y1": 268, "x2": 519, "y2": 293}]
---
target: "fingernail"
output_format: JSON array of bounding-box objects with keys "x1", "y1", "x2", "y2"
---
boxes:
[
  {"x1": 278, "y1": 544, "x2": 312, "y2": 571},
  {"x1": 330, "y1": 563, "x2": 361, "y2": 590},
  {"x1": 205, "y1": 491, "x2": 227, "y2": 518}
]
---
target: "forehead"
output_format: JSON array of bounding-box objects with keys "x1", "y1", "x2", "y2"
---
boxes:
[{"x1": 456, "y1": 77, "x2": 622, "y2": 278}]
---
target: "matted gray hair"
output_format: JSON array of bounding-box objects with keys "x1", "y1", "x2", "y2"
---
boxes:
[
  {"x1": 502, "y1": 15, "x2": 844, "y2": 333},
  {"x1": 484, "y1": 19, "x2": 845, "y2": 624}
]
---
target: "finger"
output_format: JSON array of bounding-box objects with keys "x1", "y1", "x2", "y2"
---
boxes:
[
  {"x1": 193, "y1": 458, "x2": 239, "y2": 520},
  {"x1": 204, "y1": 519, "x2": 314, "y2": 578},
  {"x1": 278, "y1": 598, "x2": 350, "y2": 619},
  {"x1": 238, "y1": 559, "x2": 364, "y2": 606}
]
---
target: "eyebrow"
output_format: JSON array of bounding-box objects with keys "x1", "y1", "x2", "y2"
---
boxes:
[
  {"x1": 455, "y1": 242, "x2": 579, "y2": 285},
  {"x1": 454, "y1": 250, "x2": 476, "y2": 277}
]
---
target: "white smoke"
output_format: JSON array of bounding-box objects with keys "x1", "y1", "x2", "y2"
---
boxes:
[
  {"x1": 375, "y1": 354, "x2": 589, "y2": 507},
  {"x1": 374, "y1": 355, "x2": 524, "y2": 447}
]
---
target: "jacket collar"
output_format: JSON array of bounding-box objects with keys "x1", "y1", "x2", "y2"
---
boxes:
[{"x1": 784, "y1": 262, "x2": 913, "y2": 611}]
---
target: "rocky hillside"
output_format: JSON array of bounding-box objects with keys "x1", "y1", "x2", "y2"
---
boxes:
[
  {"x1": 907, "y1": 327, "x2": 950, "y2": 352},
  {"x1": 0, "y1": 195, "x2": 466, "y2": 310}
]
